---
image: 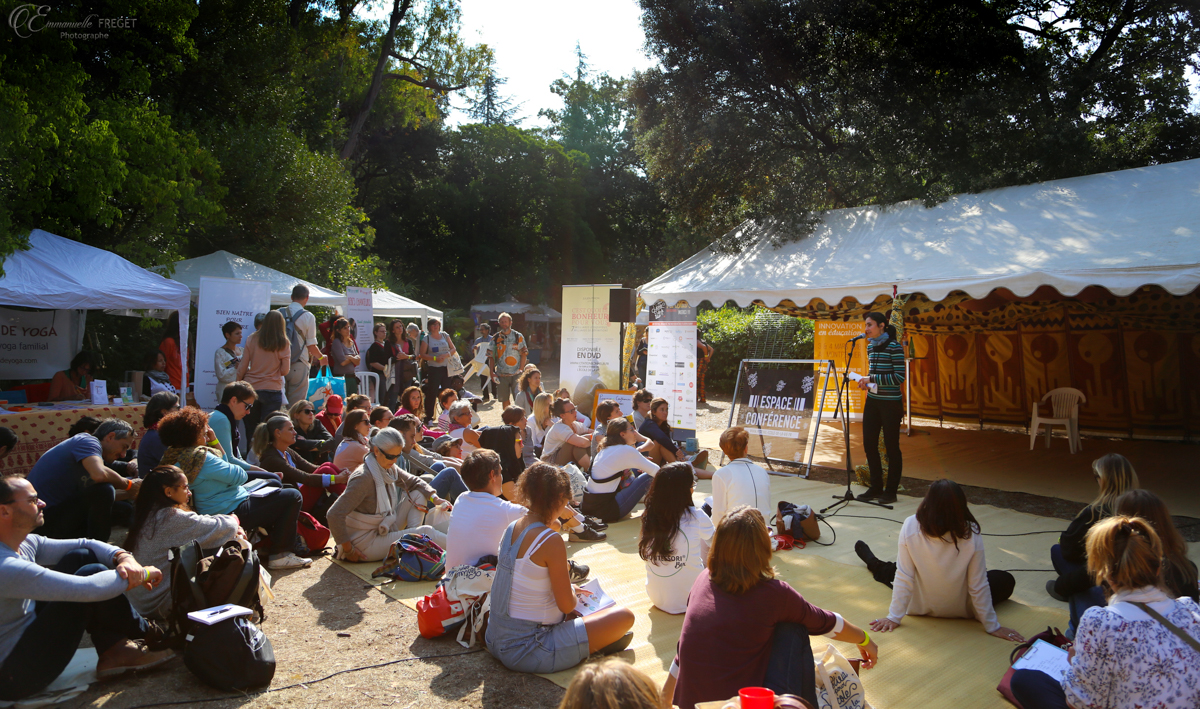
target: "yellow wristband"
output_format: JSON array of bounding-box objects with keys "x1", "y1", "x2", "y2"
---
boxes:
[{"x1": 859, "y1": 630, "x2": 871, "y2": 647}]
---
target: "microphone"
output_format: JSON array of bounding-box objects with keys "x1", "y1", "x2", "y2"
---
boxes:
[{"x1": 847, "y1": 334, "x2": 865, "y2": 343}]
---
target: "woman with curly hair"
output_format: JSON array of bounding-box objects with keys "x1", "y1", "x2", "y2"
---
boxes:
[
  {"x1": 514, "y1": 367, "x2": 543, "y2": 415},
  {"x1": 486, "y1": 463, "x2": 634, "y2": 673},
  {"x1": 639, "y1": 462, "x2": 712, "y2": 614}
]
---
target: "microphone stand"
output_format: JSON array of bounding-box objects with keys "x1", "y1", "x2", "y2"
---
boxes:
[{"x1": 822, "y1": 337, "x2": 893, "y2": 514}]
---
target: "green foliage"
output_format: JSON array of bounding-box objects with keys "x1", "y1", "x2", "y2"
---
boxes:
[{"x1": 697, "y1": 306, "x2": 814, "y2": 392}]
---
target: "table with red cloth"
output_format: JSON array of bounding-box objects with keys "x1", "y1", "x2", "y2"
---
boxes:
[{"x1": 0, "y1": 403, "x2": 147, "y2": 476}]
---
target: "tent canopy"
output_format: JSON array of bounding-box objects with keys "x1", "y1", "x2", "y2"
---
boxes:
[
  {"x1": 471, "y1": 299, "x2": 561, "y2": 322},
  {"x1": 372, "y1": 289, "x2": 442, "y2": 322},
  {"x1": 168, "y1": 251, "x2": 344, "y2": 307},
  {"x1": 640, "y1": 159, "x2": 1200, "y2": 308}
]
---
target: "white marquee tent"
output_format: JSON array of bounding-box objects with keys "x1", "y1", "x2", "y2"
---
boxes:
[
  {"x1": 0, "y1": 229, "x2": 193, "y2": 384},
  {"x1": 639, "y1": 159, "x2": 1200, "y2": 308}
]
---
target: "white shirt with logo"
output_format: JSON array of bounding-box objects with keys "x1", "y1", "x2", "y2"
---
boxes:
[{"x1": 645, "y1": 507, "x2": 715, "y2": 614}]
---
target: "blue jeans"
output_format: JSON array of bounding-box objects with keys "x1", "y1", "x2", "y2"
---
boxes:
[
  {"x1": 234, "y1": 486, "x2": 302, "y2": 556},
  {"x1": 762, "y1": 623, "x2": 818, "y2": 706},
  {"x1": 1051, "y1": 544, "x2": 1105, "y2": 637},
  {"x1": 245, "y1": 389, "x2": 285, "y2": 448},
  {"x1": 431, "y1": 466, "x2": 467, "y2": 504},
  {"x1": 0, "y1": 550, "x2": 149, "y2": 700},
  {"x1": 615, "y1": 473, "x2": 654, "y2": 518},
  {"x1": 1011, "y1": 669, "x2": 1071, "y2": 709}
]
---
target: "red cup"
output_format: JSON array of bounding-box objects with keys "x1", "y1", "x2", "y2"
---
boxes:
[{"x1": 739, "y1": 687, "x2": 775, "y2": 709}]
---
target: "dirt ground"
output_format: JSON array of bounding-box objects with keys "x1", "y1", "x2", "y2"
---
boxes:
[{"x1": 61, "y1": 371, "x2": 1198, "y2": 708}]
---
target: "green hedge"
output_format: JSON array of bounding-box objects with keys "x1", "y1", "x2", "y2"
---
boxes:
[{"x1": 698, "y1": 306, "x2": 814, "y2": 393}]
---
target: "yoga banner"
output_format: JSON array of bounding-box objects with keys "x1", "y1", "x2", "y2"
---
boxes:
[
  {"x1": 344, "y1": 286, "x2": 373, "y2": 373},
  {"x1": 813, "y1": 321, "x2": 868, "y2": 418},
  {"x1": 0, "y1": 308, "x2": 86, "y2": 380},
  {"x1": 646, "y1": 300, "x2": 697, "y2": 441},
  {"x1": 560, "y1": 285, "x2": 622, "y2": 407},
  {"x1": 195, "y1": 277, "x2": 271, "y2": 409}
]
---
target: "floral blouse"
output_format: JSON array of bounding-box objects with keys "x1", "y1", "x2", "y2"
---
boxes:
[{"x1": 1062, "y1": 587, "x2": 1200, "y2": 709}]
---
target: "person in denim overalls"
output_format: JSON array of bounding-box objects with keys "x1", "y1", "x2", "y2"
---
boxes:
[{"x1": 486, "y1": 463, "x2": 634, "y2": 673}]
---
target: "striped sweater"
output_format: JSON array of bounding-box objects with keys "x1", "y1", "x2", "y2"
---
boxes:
[{"x1": 867, "y1": 337, "x2": 906, "y2": 401}]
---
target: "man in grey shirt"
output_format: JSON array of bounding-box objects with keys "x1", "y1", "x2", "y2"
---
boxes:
[
  {"x1": 282, "y1": 284, "x2": 325, "y2": 407},
  {"x1": 0, "y1": 475, "x2": 173, "y2": 699}
]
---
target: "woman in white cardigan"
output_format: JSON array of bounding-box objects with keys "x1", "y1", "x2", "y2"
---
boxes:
[{"x1": 854, "y1": 479, "x2": 1025, "y2": 641}]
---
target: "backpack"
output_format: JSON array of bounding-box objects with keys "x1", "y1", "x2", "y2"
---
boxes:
[
  {"x1": 184, "y1": 615, "x2": 275, "y2": 690},
  {"x1": 167, "y1": 538, "x2": 265, "y2": 646},
  {"x1": 371, "y1": 534, "x2": 446, "y2": 582},
  {"x1": 417, "y1": 563, "x2": 495, "y2": 644},
  {"x1": 279, "y1": 305, "x2": 307, "y2": 364},
  {"x1": 775, "y1": 501, "x2": 823, "y2": 543}
]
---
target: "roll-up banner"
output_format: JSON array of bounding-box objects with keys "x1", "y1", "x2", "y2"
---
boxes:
[
  {"x1": 0, "y1": 308, "x2": 86, "y2": 380},
  {"x1": 813, "y1": 321, "x2": 868, "y2": 418},
  {"x1": 344, "y1": 286, "x2": 374, "y2": 372},
  {"x1": 195, "y1": 277, "x2": 271, "y2": 409},
  {"x1": 559, "y1": 285, "x2": 622, "y2": 413},
  {"x1": 646, "y1": 300, "x2": 697, "y2": 441}
]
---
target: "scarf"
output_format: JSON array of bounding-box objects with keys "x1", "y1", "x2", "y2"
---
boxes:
[
  {"x1": 160, "y1": 446, "x2": 219, "y2": 483},
  {"x1": 868, "y1": 333, "x2": 888, "y2": 349},
  {"x1": 215, "y1": 404, "x2": 239, "y2": 454},
  {"x1": 146, "y1": 368, "x2": 178, "y2": 394}
]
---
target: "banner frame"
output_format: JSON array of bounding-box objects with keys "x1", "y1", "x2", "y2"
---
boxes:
[{"x1": 724, "y1": 358, "x2": 835, "y2": 478}]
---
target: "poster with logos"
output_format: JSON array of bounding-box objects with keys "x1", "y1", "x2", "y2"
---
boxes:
[
  {"x1": 344, "y1": 286, "x2": 374, "y2": 372},
  {"x1": 813, "y1": 321, "x2": 869, "y2": 418},
  {"x1": 731, "y1": 363, "x2": 832, "y2": 468},
  {"x1": 559, "y1": 285, "x2": 622, "y2": 405},
  {"x1": 646, "y1": 300, "x2": 697, "y2": 440},
  {"x1": 0, "y1": 308, "x2": 86, "y2": 380},
  {"x1": 195, "y1": 277, "x2": 271, "y2": 409}
]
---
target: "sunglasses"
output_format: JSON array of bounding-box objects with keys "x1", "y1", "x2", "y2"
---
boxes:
[
  {"x1": 300, "y1": 408, "x2": 314, "y2": 414},
  {"x1": 376, "y1": 448, "x2": 401, "y2": 461}
]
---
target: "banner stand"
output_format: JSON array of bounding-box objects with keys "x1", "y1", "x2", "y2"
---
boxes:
[{"x1": 722, "y1": 358, "x2": 835, "y2": 478}]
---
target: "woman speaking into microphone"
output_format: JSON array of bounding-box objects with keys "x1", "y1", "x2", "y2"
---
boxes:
[{"x1": 856, "y1": 312, "x2": 906, "y2": 505}]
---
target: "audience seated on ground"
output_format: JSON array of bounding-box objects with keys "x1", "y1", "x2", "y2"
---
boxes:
[
  {"x1": 316, "y1": 394, "x2": 343, "y2": 435},
  {"x1": 1011, "y1": 515, "x2": 1200, "y2": 709},
  {"x1": 589, "y1": 400, "x2": 651, "y2": 461},
  {"x1": 476, "y1": 425, "x2": 526, "y2": 502},
  {"x1": 395, "y1": 386, "x2": 440, "y2": 438},
  {"x1": 157, "y1": 407, "x2": 310, "y2": 570},
  {"x1": 710, "y1": 427, "x2": 770, "y2": 523},
  {"x1": 369, "y1": 405, "x2": 393, "y2": 430},
  {"x1": 630, "y1": 389, "x2": 653, "y2": 432},
  {"x1": 557, "y1": 658, "x2": 660, "y2": 709},
  {"x1": 444, "y1": 450, "x2": 528, "y2": 569},
  {"x1": 638, "y1": 397, "x2": 709, "y2": 475},
  {"x1": 0, "y1": 427, "x2": 15, "y2": 460},
  {"x1": 208, "y1": 381, "x2": 265, "y2": 472},
  {"x1": 0, "y1": 474, "x2": 173, "y2": 701},
  {"x1": 390, "y1": 414, "x2": 462, "y2": 473},
  {"x1": 326, "y1": 428, "x2": 452, "y2": 561},
  {"x1": 1047, "y1": 453, "x2": 1139, "y2": 638},
  {"x1": 639, "y1": 462, "x2": 712, "y2": 615},
  {"x1": 27, "y1": 418, "x2": 139, "y2": 542},
  {"x1": 123, "y1": 465, "x2": 240, "y2": 619},
  {"x1": 329, "y1": 393, "x2": 372, "y2": 452},
  {"x1": 137, "y1": 392, "x2": 179, "y2": 473},
  {"x1": 446, "y1": 374, "x2": 481, "y2": 407},
  {"x1": 514, "y1": 367, "x2": 543, "y2": 416},
  {"x1": 289, "y1": 399, "x2": 336, "y2": 464},
  {"x1": 254, "y1": 414, "x2": 349, "y2": 515},
  {"x1": 541, "y1": 398, "x2": 593, "y2": 469},
  {"x1": 501, "y1": 405, "x2": 539, "y2": 469},
  {"x1": 485, "y1": 462, "x2": 634, "y2": 674},
  {"x1": 333, "y1": 409, "x2": 372, "y2": 471},
  {"x1": 47, "y1": 351, "x2": 94, "y2": 401},
  {"x1": 583, "y1": 419, "x2": 659, "y2": 523},
  {"x1": 664, "y1": 506, "x2": 877, "y2": 709},
  {"x1": 446, "y1": 400, "x2": 481, "y2": 455},
  {"x1": 853, "y1": 478, "x2": 1023, "y2": 641},
  {"x1": 529, "y1": 392, "x2": 554, "y2": 451},
  {"x1": 1114, "y1": 490, "x2": 1198, "y2": 602}
]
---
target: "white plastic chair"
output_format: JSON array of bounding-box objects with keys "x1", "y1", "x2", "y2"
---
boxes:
[
  {"x1": 1030, "y1": 387, "x2": 1086, "y2": 453},
  {"x1": 356, "y1": 371, "x2": 381, "y2": 405}
]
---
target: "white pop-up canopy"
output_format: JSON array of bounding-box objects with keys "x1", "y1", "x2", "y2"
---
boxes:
[
  {"x1": 640, "y1": 159, "x2": 1200, "y2": 307},
  {"x1": 0, "y1": 229, "x2": 193, "y2": 384},
  {"x1": 372, "y1": 289, "x2": 443, "y2": 325},
  {"x1": 169, "y1": 251, "x2": 345, "y2": 307}
]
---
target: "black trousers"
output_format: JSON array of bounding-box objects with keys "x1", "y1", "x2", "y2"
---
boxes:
[
  {"x1": 38, "y1": 483, "x2": 117, "y2": 542},
  {"x1": 423, "y1": 366, "x2": 449, "y2": 420},
  {"x1": 868, "y1": 558, "x2": 1016, "y2": 604},
  {"x1": 863, "y1": 396, "x2": 903, "y2": 494}
]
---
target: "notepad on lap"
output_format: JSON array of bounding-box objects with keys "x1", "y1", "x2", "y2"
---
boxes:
[
  {"x1": 573, "y1": 579, "x2": 616, "y2": 616},
  {"x1": 1011, "y1": 640, "x2": 1070, "y2": 682}
]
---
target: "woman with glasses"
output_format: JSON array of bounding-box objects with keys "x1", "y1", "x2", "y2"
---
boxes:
[
  {"x1": 288, "y1": 400, "x2": 337, "y2": 465},
  {"x1": 446, "y1": 401, "x2": 481, "y2": 455},
  {"x1": 326, "y1": 428, "x2": 453, "y2": 561},
  {"x1": 540, "y1": 399, "x2": 593, "y2": 469}
]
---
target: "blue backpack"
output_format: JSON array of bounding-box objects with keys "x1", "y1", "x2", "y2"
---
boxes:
[{"x1": 372, "y1": 534, "x2": 446, "y2": 582}]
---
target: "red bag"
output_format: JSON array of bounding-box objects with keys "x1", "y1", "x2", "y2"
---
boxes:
[
  {"x1": 416, "y1": 586, "x2": 465, "y2": 639},
  {"x1": 997, "y1": 626, "x2": 1071, "y2": 707},
  {"x1": 297, "y1": 511, "x2": 330, "y2": 552}
]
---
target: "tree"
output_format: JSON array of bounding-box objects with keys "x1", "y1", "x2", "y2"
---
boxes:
[
  {"x1": 632, "y1": 0, "x2": 1200, "y2": 251},
  {"x1": 464, "y1": 70, "x2": 522, "y2": 126}
]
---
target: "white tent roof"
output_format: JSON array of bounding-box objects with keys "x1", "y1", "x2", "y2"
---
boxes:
[
  {"x1": 471, "y1": 299, "x2": 537, "y2": 315},
  {"x1": 168, "y1": 251, "x2": 345, "y2": 307},
  {"x1": 640, "y1": 159, "x2": 1200, "y2": 307},
  {"x1": 372, "y1": 289, "x2": 442, "y2": 321}
]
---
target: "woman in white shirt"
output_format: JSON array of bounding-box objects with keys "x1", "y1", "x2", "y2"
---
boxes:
[
  {"x1": 1011, "y1": 515, "x2": 1200, "y2": 709},
  {"x1": 638, "y1": 462, "x2": 713, "y2": 614},
  {"x1": 445, "y1": 400, "x2": 480, "y2": 455},
  {"x1": 583, "y1": 419, "x2": 660, "y2": 522},
  {"x1": 486, "y1": 462, "x2": 635, "y2": 673},
  {"x1": 529, "y1": 392, "x2": 554, "y2": 450},
  {"x1": 710, "y1": 427, "x2": 772, "y2": 524},
  {"x1": 540, "y1": 398, "x2": 592, "y2": 468},
  {"x1": 214, "y1": 321, "x2": 243, "y2": 402},
  {"x1": 854, "y1": 479, "x2": 1024, "y2": 641}
]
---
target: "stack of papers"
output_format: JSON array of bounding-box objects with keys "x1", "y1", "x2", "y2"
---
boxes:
[
  {"x1": 1011, "y1": 640, "x2": 1071, "y2": 681},
  {"x1": 187, "y1": 604, "x2": 253, "y2": 625}
]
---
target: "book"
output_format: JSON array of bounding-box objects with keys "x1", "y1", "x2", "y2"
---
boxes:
[
  {"x1": 187, "y1": 604, "x2": 253, "y2": 626},
  {"x1": 573, "y1": 578, "x2": 616, "y2": 616},
  {"x1": 1011, "y1": 640, "x2": 1070, "y2": 682}
]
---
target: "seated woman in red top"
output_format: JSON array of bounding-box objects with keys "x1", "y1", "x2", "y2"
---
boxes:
[{"x1": 664, "y1": 506, "x2": 878, "y2": 709}]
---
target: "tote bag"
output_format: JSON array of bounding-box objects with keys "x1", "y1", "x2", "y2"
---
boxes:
[
  {"x1": 307, "y1": 366, "x2": 345, "y2": 407},
  {"x1": 814, "y1": 644, "x2": 869, "y2": 709}
]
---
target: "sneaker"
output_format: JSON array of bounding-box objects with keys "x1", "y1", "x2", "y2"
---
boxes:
[
  {"x1": 1046, "y1": 579, "x2": 1068, "y2": 602},
  {"x1": 690, "y1": 450, "x2": 710, "y2": 469},
  {"x1": 597, "y1": 631, "x2": 634, "y2": 656},
  {"x1": 584, "y1": 516, "x2": 609, "y2": 531},
  {"x1": 569, "y1": 526, "x2": 607, "y2": 543},
  {"x1": 856, "y1": 489, "x2": 882, "y2": 502},
  {"x1": 268, "y1": 552, "x2": 314, "y2": 570},
  {"x1": 141, "y1": 619, "x2": 178, "y2": 652},
  {"x1": 96, "y1": 640, "x2": 175, "y2": 679},
  {"x1": 568, "y1": 560, "x2": 590, "y2": 584}
]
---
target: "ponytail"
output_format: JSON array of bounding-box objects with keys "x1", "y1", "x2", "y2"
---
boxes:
[{"x1": 1086, "y1": 515, "x2": 1163, "y2": 593}]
